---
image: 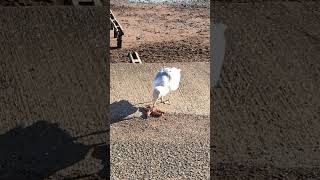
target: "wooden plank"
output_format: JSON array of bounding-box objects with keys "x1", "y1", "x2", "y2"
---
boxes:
[{"x1": 128, "y1": 52, "x2": 142, "y2": 63}]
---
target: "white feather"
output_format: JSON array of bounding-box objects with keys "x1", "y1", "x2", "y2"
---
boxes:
[{"x1": 152, "y1": 67, "x2": 181, "y2": 100}]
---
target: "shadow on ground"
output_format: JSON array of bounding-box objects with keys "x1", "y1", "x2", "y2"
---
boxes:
[
  {"x1": 92, "y1": 144, "x2": 109, "y2": 179},
  {"x1": 110, "y1": 100, "x2": 150, "y2": 124},
  {"x1": 110, "y1": 100, "x2": 140, "y2": 124},
  {"x1": 0, "y1": 121, "x2": 107, "y2": 179}
]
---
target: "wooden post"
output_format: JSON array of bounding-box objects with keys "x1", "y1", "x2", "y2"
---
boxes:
[
  {"x1": 114, "y1": 29, "x2": 118, "y2": 38},
  {"x1": 110, "y1": 21, "x2": 114, "y2": 30},
  {"x1": 117, "y1": 35, "x2": 122, "y2": 48},
  {"x1": 110, "y1": 10, "x2": 124, "y2": 48}
]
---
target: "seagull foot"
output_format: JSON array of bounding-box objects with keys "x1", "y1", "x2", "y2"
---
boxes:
[{"x1": 161, "y1": 99, "x2": 171, "y2": 105}]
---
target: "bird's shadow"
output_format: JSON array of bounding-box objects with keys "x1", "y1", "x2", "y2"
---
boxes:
[
  {"x1": 0, "y1": 120, "x2": 106, "y2": 179},
  {"x1": 110, "y1": 100, "x2": 149, "y2": 124}
]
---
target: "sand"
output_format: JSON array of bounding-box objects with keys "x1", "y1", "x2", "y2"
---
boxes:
[
  {"x1": 110, "y1": 1, "x2": 209, "y2": 63},
  {"x1": 211, "y1": 1, "x2": 320, "y2": 179}
]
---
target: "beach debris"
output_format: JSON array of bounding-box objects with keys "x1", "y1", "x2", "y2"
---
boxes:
[{"x1": 128, "y1": 51, "x2": 142, "y2": 63}]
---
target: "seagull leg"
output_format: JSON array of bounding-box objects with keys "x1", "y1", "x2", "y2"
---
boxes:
[
  {"x1": 151, "y1": 97, "x2": 159, "y2": 109},
  {"x1": 152, "y1": 100, "x2": 157, "y2": 108},
  {"x1": 160, "y1": 97, "x2": 171, "y2": 105},
  {"x1": 164, "y1": 99, "x2": 171, "y2": 104}
]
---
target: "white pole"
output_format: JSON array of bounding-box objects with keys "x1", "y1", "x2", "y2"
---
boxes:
[{"x1": 211, "y1": 23, "x2": 227, "y2": 88}]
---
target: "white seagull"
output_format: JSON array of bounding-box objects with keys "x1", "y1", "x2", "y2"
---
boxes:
[{"x1": 151, "y1": 67, "x2": 181, "y2": 109}]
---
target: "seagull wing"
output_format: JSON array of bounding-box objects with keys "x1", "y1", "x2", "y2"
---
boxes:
[
  {"x1": 153, "y1": 70, "x2": 170, "y2": 89},
  {"x1": 164, "y1": 67, "x2": 181, "y2": 91}
]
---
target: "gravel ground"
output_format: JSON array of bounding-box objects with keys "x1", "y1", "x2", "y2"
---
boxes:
[
  {"x1": 111, "y1": 113, "x2": 210, "y2": 179},
  {"x1": 0, "y1": 7, "x2": 108, "y2": 179},
  {"x1": 211, "y1": 1, "x2": 320, "y2": 179}
]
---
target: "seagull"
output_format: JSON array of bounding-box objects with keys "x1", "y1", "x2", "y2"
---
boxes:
[{"x1": 151, "y1": 67, "x2": 181, "y2": 109}]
